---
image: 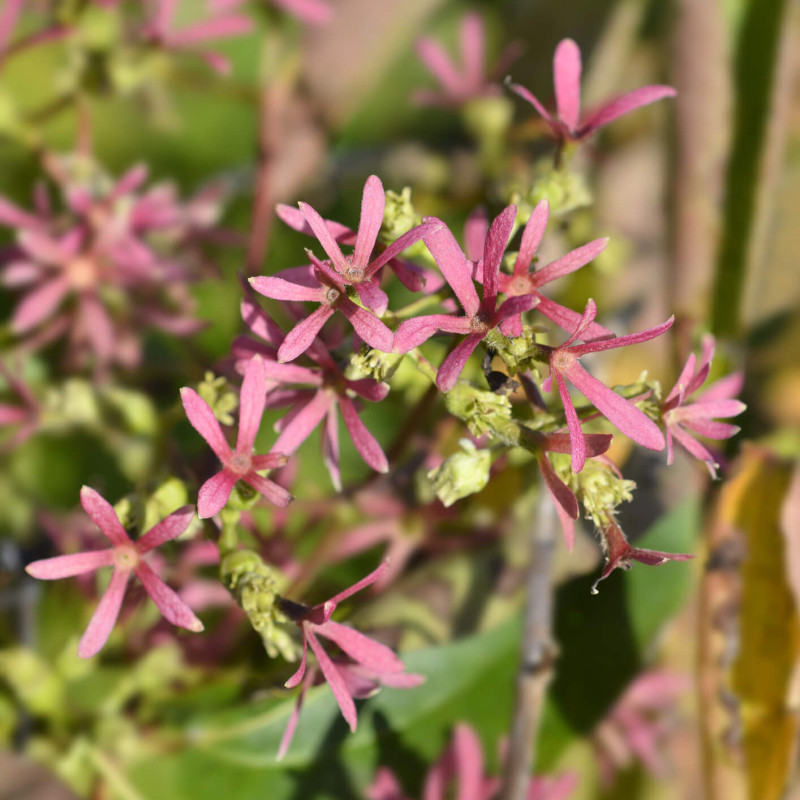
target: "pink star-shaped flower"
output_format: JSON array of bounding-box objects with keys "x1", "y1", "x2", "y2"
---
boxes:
[
  {"x1": 662, "y1": 335, "x2": 745, "y2": 477},
  {"x1": 181, "y1": 354, "x2": 290, "y2": 518},
  {"x1": 394, "y1": 205, "x2": 538, "y2": 391},
  {"x1": 25, "y1": 486, "x2": 203, "y2": 658},
  {"x1": 250, "y1": 175, "x2": 436, "y2": 363},
  {"x1": 541, "y1": 299, "x2": 673, "y2": 473},
  {"x1": 413, "y1": 12, "x2": 523, "y2": 107},
  {"x1": 591, "y1": 517, "x2": 693, "y2": 595},
  {"x1": 232, "y1": 299, "x2": 389, "y2": 490},
  {"x1": 276, "y1": 562, "x2": 424, "y2": 759},
  {"x1": 509, "y1": 38, "x2": 676, "y2": 143},
  {"x1": 496, "y1": 199, "x2": 612, "y2": 340}
]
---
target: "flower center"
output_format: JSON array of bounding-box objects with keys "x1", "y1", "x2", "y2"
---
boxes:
[
  {"x1": 228, "y1": 453, "x2": 252, "y2": 476},
  {"x1": 114, "y1": 544, "x2": 139, "y2": 570},
  {"x1": 470, "y1": 314, "x2": 491, "y2": 333},
  {"x1": 511, "y1": 276, "x2": 532, "y2": 296},
  {"x1": 325, "y1": 287, "x2": 341, "y2": 306},
  {"x1": 66, "y1": 256, "x2": 96, "y2": 290},
  {"x1": 552, "y1": 349, "x2": 576, "y2": 373},
  {"x1": 345, "y1": 266, "x2": 365, "y2": 283}
]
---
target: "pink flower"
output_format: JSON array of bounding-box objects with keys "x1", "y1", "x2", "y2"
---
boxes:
[
  {"x1": 180, "y1": 354, "x2": 291, "y2": 518},
  {"x1": 535, "y1": 431, "x2": 612, "y2": 550},
  {"x1": 25, "y1": 486, "x2": 203, "y2": 658},
  {"x1": 250, "y1": 176, "x2": 436, "y2": 362},
  {"x1": 394, "y1": 206, "x2": 538, "y2": 392},
  {"x1": 367, "y1": 723, "x2": 577, "y2": 800},
  {"x1": 144, "y1": 0, "x2": 253, "y2": 74},
  {"x1": 414, "y1": 12, "x2": 522, "y2": 107},
  {"x1": 276, "y1": 562, "x2": 424, "y2": 758},
  {"x1": 591, "y1": 517, "x2": 694, "y2": 595},
  {"x1": 232, "y1": 299, "x2": 389, "y2": 490},
  {"x1": 662, "y1": 335, "x2": 745, "y2": 478},
  {"x1": 509, "y1": 38, "x2": 676, "y2": 143},
  {"x1": 594, "y1": 670, "x2": 689, "y2": 786},
  {"x1": 495, "y1": 199, "x2": 612, "y2": 340},
  {"x1": 541, "y1": 300, "x2": 673, "y2": 473}
]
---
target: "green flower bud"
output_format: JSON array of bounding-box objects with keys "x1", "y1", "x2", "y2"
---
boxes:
[
  {"x1": 445, "y1": 382, "x2": 513, "y2": 439},
  {"x1": 346, "y1": 346, "x2": 403, "y2": 383},
  {"x1": 557, "y1": 454, "x2": 636, "y2": 528},
  {"x1": 428, "y1": 439, "x2": 492, "y2": 507},
  {"x1": 197, "y1": 372, "x2": 238, "y2": 426}
]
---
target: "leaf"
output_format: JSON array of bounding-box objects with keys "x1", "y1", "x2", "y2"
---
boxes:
[
  {"x1": 725, "y1": 449, "x2": 799, "y2": 800},
  {"x1": 711, "y1": 0, "x2": 789, "y2": 336}
]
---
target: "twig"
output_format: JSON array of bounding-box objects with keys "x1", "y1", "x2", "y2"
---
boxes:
[{"x1": 500, "y1": 473, "x2": 558, "y2": 800}]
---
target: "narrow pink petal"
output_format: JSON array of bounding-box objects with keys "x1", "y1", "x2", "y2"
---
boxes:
[
  {"x1": 555, "y1": 373, "x2": 586, "y2": 473},
  {"x1": 666, "y1": 428, "x2": 675, "y2": 465},
  {"x1": 273, "y1": 391, "x2": 335, "y2": 454},
  {"x1": 508, "y1": 82, "x2": 554, "y2": 123},
  {"x1": 687, "y1": 334, "x2": 715, "y2": 394},
  {"x1": 452, "y1": 724, "x2": 484, "y2": 800},
  {"x1": 538, "y1": 455, "x2": 579, "y2": 519},
  {"x1": 481, "y1": 205, "x2": 516, "y2": 306},
  {"x1": 0, "y1": 404, "x2": 28, "y2": 425},
  {"x1": 394, "y1": 314, "x2": 472, "y2": 353},
  {"x1": 26, "y1": 550, "x2": 115, "y2": 580},
  {"x1": 271, "y1": 0, "x2": 332, "y2": 25},
  {"x1": 679, "y1": 398, "x2": 746, "y2": 421},
  {"x1": 579, "y1": 85, "x2": 677, "y2": 138},
  {"x1": 562, "y1": 298, "x2": 599, "y2": 347},
  {"x1": 436, "y1": 332, "x2": 484, "y2": 392},
  {"x1": 355, "y1": 279, "x2": 389, "y2": 315},
  {"x1": 135, "y1": 506, "x2": 194, "y2": 554},
  {"x1": 18, "y1": 229, "x2": 77, "y2": 264},
  {"x1": 338, "y1": 395, "x2": 388, "y2": 473},
  {"x1": 242, "y1": 471, "x2": 292, "y2": 507},
  {"x1": 276, "y1": 203, "x2": 352, "y2": 240},
  {"x1": 78, "y1": 569, "x2": 130, "y2": 658},
  {"x1": 11, "y1": 277, "x2": 70, "y2": 334},
  {"x1": 553, "y1": 492, "x2": 577, "y2": 552},
  {"x1": 306, "y1": 629, "x2": 358, "y2": 731},
  {"x1": 353, "y1": 176, "x2": 385, "y2": 269},
  {"x1": 109, "y1": 164, "x2": 148, "y2": 201},
  {"x1": 460, "y1": 12, "x2": 486, "y2": 90},
  {"x1": 77, "y1": 294, "x2": 115, "y2": 365},
  {"x1": 180, "y1": 387, "x2": 232, "y2": 462},
  {"x1": 553, "y1": 39, "x2": 582, "y2": 130},
  {"x1": 513, "y1": 199, "x2": 549, "y2": 277},
  {"x1": 166, "y1": 14, "x2": 252, "y2": 46},
  {"x1": 465, "y1": 206, "x2": 488, "y2": 262},
  {"x1": 566, "y1": 361, "x2": 665, "y2": 451},
  {"x1": 251, "y1": 452, "x2": 289, "y2": 469},
  {"x1": 386, "y1": 256, "x2": 429, "y2": 292},
  {"x1": 423, "y1": 221, "x2": 480, "y2": 317},
  {"x1": 278, "y1": 305, "x2": 335, "y2": 363},
  {"x1": 365, "y1": 220, "x2": 438, "y2": 277},
  {"x1": 664, "y1": 352, "x2": 697, "y2": 405},
  {"x1": 0, "y1": 196, "x2": 43, "y2": 230},
  {"x1": 681, "y1": 418, "x2": 740, "y2": 440},
  {"x1": 495, "y1": 294, "x2": 538, "y2": 324},
  {"x1": 325, "y1": 561, "x2": 390, "y2": 607},
  {"x1": 571, "y1": 315, "x2": 674, "y2": 357},
  {"x1": 322, "y1": 403, "x2": 341, "y2": 491},
  {"x1": 299, "y1": 202, "x2": 349, "y2": 273},
  {"x1": 534, "y1": 294, "x2": 614, "y2": 341},
  {"x1": 262, "y1": 360, "x2": 323, "y2": 387},
  {"x1": 367, "y1": 768, "x2": 405, "y2": 800},
  {"x1": 285, "y1": 634, "x2": 309, "y2": 689},
  {"x1": 345, "y1": 378, "x2": 389, "y2": 402},
  {"x1": 416, "y1": 36, "x2": 465, "y2": 96},
  {"x1": 277, "y1": 668, "x2": 312, "y2": 761},
  {"x1": 698, "y1": 372, "x2": 744, "y2": 403},
  {"x1": 670, "y1": 424, "x2": 716, "y2": 466},
  {"x1": 316, "y1": 620, "x2": 404, "y2": 674},
  {"x1": 2, "y1": 261, "x2": 42, "y2": 287},
  {"x1": 235, "y1": 355, "x2": 267, "y2": 455},
  {"x1": 338, "y1": 297, "x2": 394, "y2": 352},
  {"x1": 241, "y1": 298, "x2": 285, "y2": 346},
  {"x1": 135, "y1": 561, "x2": 204, "y2": 631},
  {"x1": 543, "y1": 431, "x2": 613, "y2": 458},
  {"x1": 249, "y1": 275, "x2": 323, "y2": 302},
  {"x1": 533, "y1": 238, "x2": 608, "y2": 286},
  {"x1": 197, "y1": 470, "x2": 238, "y2": 519},
  {"x1": 80, "y1": 486, "x2": 130, "y2": 548}
]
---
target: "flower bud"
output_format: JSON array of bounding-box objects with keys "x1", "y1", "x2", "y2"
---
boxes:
[{"x1": 428, "y1": 439, "x2": 492, "y2": 507}]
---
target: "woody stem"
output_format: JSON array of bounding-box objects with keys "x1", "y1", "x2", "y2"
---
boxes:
[{"x1": 500, "y1": 473, "x2": 558, "y2": 800}]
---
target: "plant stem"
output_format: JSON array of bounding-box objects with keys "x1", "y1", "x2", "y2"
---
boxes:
[{"x1": 500, "y1": 475, "x2": 558, "y2": 800}]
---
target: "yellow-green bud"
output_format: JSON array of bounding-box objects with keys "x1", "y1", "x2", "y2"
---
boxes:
[{"x1": 428, "y1": 439, "x2": 492, "y2": 507}]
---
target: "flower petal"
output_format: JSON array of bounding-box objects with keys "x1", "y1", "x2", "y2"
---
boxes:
[
  {"x1": 273, "y1": 391, "x2": 334, "y2": 455},
  {"x1": 135, "y1": 506, "x2": 194, "y2": 554},
  {"x1": 533, "y1": 237, "x2": 608, "y2": 286},
  {"x1": 316, "y1": 620, "x2": 405, "y2": 674},
  {"x1": 436, "y1": 332, "x2": 484, "y2": 392},
  {"x1": 579, "y1": 85, "x2": 677, "y2": 139},
  {"x1": 11, "y1": 277, "x2": 70, "y2": 334},
  {"x1": 480, "y1": 205, "x2": 516, "y2": 307},
  {"x1": 513, "y1": 199, "x2": 549, "y2": 277},
  {"x1": 353, "y1": 176, "x2": 385, "y2": 269},
  {"x1": 236, "y1": 355, "x2": 267, "y2": 455},
  {"x1": 299, "y1": 201, "x2": 350, "y2": 273},
  {"x1": 338, "y1": 395, "x2": 388, "y2": 473},
  {"x1": 422, "y1": 221, "x2": 480, "y2": 317},
  {"x1": 249, "y1": 275, "x2": 323, "y2": 302},
  {"x1": 180, "y1": 387, "x2": 232, "y2": 462},
  {"x1": 135, "y1": 560, "x2": 204, "y2": 631},
  {"x1": 553, "y1": 38, "x2": 582, "y2": 131},
  {"x1": 26, "y1": 550, "x2": 116, "y2": 580},
  {"x1": 78, "y1": 568, "x2": 130, "y2": 658},
  {"x1": 80, "y1": 486, "x2": 130, "y2": 548},
  {"x1": 197, "y1": 470, "x2": 238, "y2": 519},
  {"x1": 555, "y1": 372, "x2": 586, "y2": 473},
  {"x1": 242, "y1": 471, "x2": 292, "y2": 507},
  {"x1": 337, "y1": 297, "x2": 394, "y2": 352},
  {"x1": 278, "y1": 305, "x2": 336, "y2": 363},
  {"x1": 306, "y1": 629, "x2": 358, "y2": 731}
]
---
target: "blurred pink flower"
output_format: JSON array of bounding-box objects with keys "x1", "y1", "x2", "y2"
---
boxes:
[
  {"x1": 495, "y1": 199, "x2": 612, "y2": 340},
  {"x1": 367, "y1": 723, "x2": 577, "y2": 800},
  {"x1": 181, "y1": 354, "x2": 291, "y2": 518},
  {"x1": 662, "y1": 335, "x2": 745, "y2": 478},
  {"x1": 591, "y1": 517, "x2": 693, "y2": 594},
  {"x1": 509, "y1": 38, "x2": 676, "y2": 143},
  {"x1": 233, "y1": 299, "x2": 389, "y2": 489},
  {"x1": 277, "y1": 561, "x2": 424, "y2": 759},
  {"x1": 394, "y1": 206, "x2": 538, "y2": 391},
  {"x1": 414, "y1": 12, "x2": 522, "y2": 107},
  {"x1": 594, "y1": 670, "x2": 690, "y2": 785},
  {"x1": 25, "y1": 486, "x2": 203, "y2": 658},
  {"x1": 250, "y1": 176, "x2": 436, "y2": 362},
  {"x1": 144, "y1": 0, "x2": 253, "y2": 74},
  {"x1": 540, "y1": 299, "x2": 673, "y2": 473},
  {"x1": 0, "y1": 361, "x2": 39, "y2": 451}
]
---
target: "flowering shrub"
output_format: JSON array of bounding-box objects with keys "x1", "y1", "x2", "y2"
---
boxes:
[{"x1": 1, "y1": 3, "x2": 771, "y2": 800}]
